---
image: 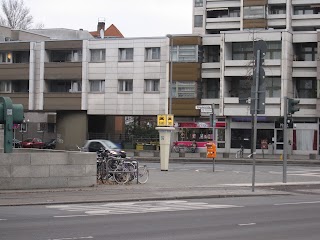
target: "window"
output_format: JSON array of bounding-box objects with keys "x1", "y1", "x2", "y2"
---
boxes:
[
  {"x1": 47, "y1": 123, "x2": 56, "y2": 133},
  {"x1": 204, "y1": 79, "x2": 220, "y2": 99},
  {"x1": 49, "y1": 80, "x2": 82, "y2": 92},
  {"x1": 230, "y1": 77, "x2": 251, "y2": 98},
  {"x1": 13, "y1": 51, "x2": 30, "y2": 63},
  {"x1": 295, "y1": 78, "x2": 317, "y2": 98},
  {"x1": 207, "y1": 7, "x2": 240, "y2": 18},
  {"x1": 0, "y1": 52, "x2": 12, "y2": 63},
  {"x1": 118, "y1": 79, "x2": 133, "y2": 92},
  {"x1": 50, "y1": 50, "x2": 82, "y2": 62},
  {"x1": 294, "y1": 43, "x2": 317, "y2": 61},
  {"x1": 119, "y1": 48, "x2": 133, "y2": 61},
  {"x1": 90, "y1": 49, "x2": 105, "y2": 62},
  {"x1": 171, "y1": 81, "x2": 197, "y2": 98},
  {"x1": 243, "y1": 6, "x2": 266, "y2": 19},
  {"x1": 20, "y1": 122, "x2": 27, "y2": 132},
  {"x1": 145, "y1": 79, "x2": 160, "y2": 92},
  {"x1": 194, "y1": 15, "x2": 203, "y2": 27},
  {"x1": 232, "y1": 42, "x2": 253, "y2": 60},
  {"x1": 0, "y1": 81, "x2": 11, "y2": 92},
  {"x1": 203, "y1": 45, "x2": 220, "y2": 62},
  {"x1": 37, "y1": 123, "x2": 46, "y2": 132},
  {"x1": 90, "y1": 80, "x2": 105, "y2": 92},
  {"x1": 265, "y1": 77, "x2": 281, "y2": 97},
  {"x1": 266, "y1": 41, "x2": 281, "y2": 59},
  {"x1": 172, "y1": 45, "x2": 198, "y2": 62},
  {"x1": 269, "y1": 5, "x2": 286, "y2": 15},
  {"x1": 145, "y1": 47, "x2": 160, "y2": 61},
  {"x1": 195, "y1": 0, "x2": 203, "y2": 7},
  {"x1": 294, "y1": 6, "x2": 320, "y2": 15}
]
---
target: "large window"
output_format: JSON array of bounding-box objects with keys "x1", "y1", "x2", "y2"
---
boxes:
[
  {"x1": 50, "y1": 50, "x2": 82, "y2": 62},
  {"x1": 119, "y1": 48, "x2": 133, "y2": 61},
  {"x1": 0, "y1": 80, "x2": 28, "y2": 93},
  {"x1": 232, "y1": 42, "x2": 253, "y2": 60},
  {"x1": 145, "y1": 79, "x2": 159, "y2": 92},
  {"x1": 207, "y1": 8, "x2": 240, "y2": 18},
  {"x1": 194, "y1": 15, "x2": 203, "y2": 27},
  {"x1": 48, "y1": 80, "x2": 82, "y2": 92},
  {"x1": 295, "y1": 78, "x2": 317, "y2": 98},
  {"x1": 269, "y1": 5, "x2": 286, "y2": 15},
  {"x1": 266, "y1": 41, "x2": 281, "y2": 59},
  {"x1": 90, "y1": 80, "x2": 105, "y2": 92},
  {"x1": 172, "y1": 45, "x2": 198, "y2": 62},
  {"x1": 294, "y1": 6, "x2": 320, "y2": 15},
  {"x1": 230, "y1": 77, "x2": 251, "y2": 98},
  {"x1": 203, "y1": 45, "x2": 220, "y2": 62},
  {"x1": 145, "y1": 47, "x2": 160, "y2": 61},
  {"x1": 294, "y1": 43, "x2": 317, "y2": 61},
  {"x1": 171, "y1": 81, "x2": 197, "y2": 98},
  {"x1": 243, "y1": 6, "x2": 265, "y2": 19},
  {"x1": 118, "y1": 79, "x2": 133, "y2": 92},
  {"x1": 90, "y1": 49, "x2": 105, "y2": 62},
  {"x1": 265, "y1": 77, "x2": 281, "y2": 98},
  {"x1": 0, "y1": 52, "x2": 12, "y2": 63},
  {"x1": 203, "y1": 79, "x2": 220, "y2": 99},
  {"x1": 194, "y1": 0, "x2": 203, "y2": 7}
]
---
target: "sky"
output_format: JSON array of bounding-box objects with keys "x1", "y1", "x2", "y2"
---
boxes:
[{"x1": 23, "y1": 0, "x2": 193, "y2": 37}]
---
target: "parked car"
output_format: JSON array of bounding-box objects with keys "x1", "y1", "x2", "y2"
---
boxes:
[
  {"x1": 13, "y1": 138, "x2": 22, "y2": 148},
  {"x1": 82, "y1": 139, "x2": 126, "y2": 157},
  {"x1": 43, "y1": 139, "x2": 57, "y2": 149},
  {"x1": 21, "y1": 138, "x2": 45, "y2": 149}
]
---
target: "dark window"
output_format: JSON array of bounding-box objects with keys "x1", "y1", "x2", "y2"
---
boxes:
[
  {"x1": 203, "y1": 45, "x2": 220, "y2": 62},
  {"x1": 13, "y1": 51, "x2": 30, "y2": 63},
  {"x1": 203, "y1": 79, "x2": 220, "y2": 98},
  {"x1": 294, "y1": 43, "x2": 317, "y2": 61},
  {"x1": 295, "y1": 78, "x2": 317, "y2": 98},
  {"x1": 232, "y1": 42, "x2": 253, "y2": 60}
]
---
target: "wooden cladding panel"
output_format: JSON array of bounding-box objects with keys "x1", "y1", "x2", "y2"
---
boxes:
[
  {"x1": 172, "y1": 63, "x2": 201, "y2": 81},
  {"x1": 43, "y1": 93, "x2": 81, "y2": 110},
  {"x1": 243, "y1": 19, "x2": 267, "y2": 29},
  {"x1": 243, "y1": 0, "x2": 267, "y2": 6},
  {"x1": 172, "y1": 36, "x2": 202, "y2": 45},
  {"x1": 173, "y1": 99, "x2": 200, "y2": 117},
  {"x1": 0, "y1": 42, "x2": 30, "y2": 51},
  {"x1": 45, "y1": 40, "x2": 82, "y2": 50},
  {"x1": 44, "y1": 62, "x2": 82, "y2": 80},
  {"x1": 0, "y1": 64, "x2": 29, "y2": 80}
]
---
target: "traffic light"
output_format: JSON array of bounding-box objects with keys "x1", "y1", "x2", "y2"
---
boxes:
[
  {"x1": 287, "y1": 98, "x2": 300, "y2": 115},
  {"x1": 0, "y1": 103, "x2": 24, "y2": 124}
]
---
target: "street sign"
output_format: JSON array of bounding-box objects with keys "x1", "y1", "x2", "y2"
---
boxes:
[
  {"x1": 200, "y1": 108, "x2": 213, "y2": 113},
  {"x1": 195, "y1": 105, "x2": 212, "y2": 110}
]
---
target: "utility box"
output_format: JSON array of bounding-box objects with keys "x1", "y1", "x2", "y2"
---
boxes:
[{"x1": 206, "y1": 142, "x2": 217, "y2": 159}]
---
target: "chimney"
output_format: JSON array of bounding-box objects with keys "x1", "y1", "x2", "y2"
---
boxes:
[{"x1": 97, "y1": 17, "x2": 106, "y2": 32}]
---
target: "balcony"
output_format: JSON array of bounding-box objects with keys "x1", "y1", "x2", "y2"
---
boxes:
[
  {"x1": 43, "y1": 93, "x2": 81, "y2": 110},
  {"x1": 44, "y1": 62, "x2": 82, "y2": 80},
  {"x1": 0, "y1": 63, "x2": 29, "y2": 80}
]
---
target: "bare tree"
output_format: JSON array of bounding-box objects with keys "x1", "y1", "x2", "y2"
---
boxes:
[{"x1": 0, "y1": 0, "x2": 33, "y2": 29}]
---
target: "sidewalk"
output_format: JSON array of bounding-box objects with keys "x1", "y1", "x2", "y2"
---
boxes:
[{"x1": 2, "y1": 161, "x2": 319, "y2": 206}]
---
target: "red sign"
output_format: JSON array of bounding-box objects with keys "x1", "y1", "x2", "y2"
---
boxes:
[
  {"x1": 178, "y1": 122, "x2": 226, "y2": 128},
  {"x1": 13, "y1": 124, "x2": 20, "y2": 129},
  {"x1": 261, "y1": 139, "x2": 268, "y2": 149}
]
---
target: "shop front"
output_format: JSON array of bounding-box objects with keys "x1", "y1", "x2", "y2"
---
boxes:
[{"x1": 173, "y1": 121, "x2": 226, "y2": 151}]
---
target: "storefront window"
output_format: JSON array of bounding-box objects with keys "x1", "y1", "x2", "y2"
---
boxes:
[{"x1": 231, "y1": 129, "x2": 274, "y2": 149}]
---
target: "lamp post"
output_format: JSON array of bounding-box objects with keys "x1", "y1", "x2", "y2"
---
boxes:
[{"x1": 166, "y1": 34, "x2": 173, "y2": 114}]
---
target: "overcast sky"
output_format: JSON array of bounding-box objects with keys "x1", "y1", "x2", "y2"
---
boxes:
[{"x1": 24, "y1": 0, "x2": 193, "y2": 37}]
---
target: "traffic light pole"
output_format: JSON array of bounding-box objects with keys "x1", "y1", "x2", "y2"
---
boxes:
[{"x1": 283, "y1": 97, "x2": 288, "y2": 183}]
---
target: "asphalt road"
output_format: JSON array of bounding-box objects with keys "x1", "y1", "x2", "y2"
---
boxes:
[{"x1": 1, "y1": 194, "x2": 320, "y2": 240}]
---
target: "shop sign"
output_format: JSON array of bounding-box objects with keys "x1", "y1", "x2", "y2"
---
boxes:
[{"x1": 178, "y1": 122, "x2": 226, "y2": 128}]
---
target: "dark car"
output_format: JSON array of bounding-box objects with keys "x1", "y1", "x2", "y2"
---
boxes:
[
  {"x1": 21, "y1": 138, "x2": 45, "y2": 149},
  {"x1": 13, "y1": 139, "x2": 22, "y2": 148},
  {"x1": 43, "y1": 139, "x2": 57, "y2": 149}
]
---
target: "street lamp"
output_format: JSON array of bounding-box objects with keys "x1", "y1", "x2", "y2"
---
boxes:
[{"x1": 166, "y1": 34, "x2": 173, "y2": 114}]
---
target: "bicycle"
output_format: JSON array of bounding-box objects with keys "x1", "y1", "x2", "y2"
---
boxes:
[{"x1": 123, "y1": 159, "x2": 149, "y2": 184}]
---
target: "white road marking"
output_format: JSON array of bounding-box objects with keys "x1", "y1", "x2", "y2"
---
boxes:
[
  {"x1": 48, "y1": 200, "x2": 243, "y2": 217},
  {"x1": 0, "y1": 219, "x2": 7, "y2": 221},
  {"x1": 238, "y1": 223, "x2": 256, "y2": 226},
  {"x1": 47, "y1": 237, "x2": 93, "y2": 240},
  {"x1": 274, "y1": 201, "x2": 320, "y2": 206}
]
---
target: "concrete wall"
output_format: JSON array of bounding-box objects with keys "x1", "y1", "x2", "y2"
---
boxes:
[{"x1": 0, "y1": 150, "x2": 96, "y2": 190}]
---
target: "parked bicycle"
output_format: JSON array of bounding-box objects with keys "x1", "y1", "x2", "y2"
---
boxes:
[{"x1": 96, "y1": 148, "x2": 149, "y2": 184}]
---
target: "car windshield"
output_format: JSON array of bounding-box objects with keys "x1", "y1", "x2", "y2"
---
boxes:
[
  {"x1": 100, "y1": 140, "x2": 118, "y2": 149},
  {"x1": 24, "y1": 139, "x2": 33, "y2": 142}
]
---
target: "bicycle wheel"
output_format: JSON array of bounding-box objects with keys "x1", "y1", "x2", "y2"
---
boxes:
[
  {"x1": 137, "y1": 165, "x2": 149, "y2": 184},
  {"x1": 97, "y1": 161, "x2": 107, "y2": 184},
  {"x1": 113, "y1": 166, "x2": 130, "y2": 184},
  {"x1": 124, "y1": 162, "x2": 136, "y2": 182}
]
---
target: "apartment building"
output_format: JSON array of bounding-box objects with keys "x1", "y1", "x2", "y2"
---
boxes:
[
  {"x1": 0, "y1": 26, "x2": 169, "y2": 149},
  {"x1": 191, "y1": 0, "x2": 320, "y2": 155}
]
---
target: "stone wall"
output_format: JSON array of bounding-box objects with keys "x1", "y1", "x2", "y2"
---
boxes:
[{"x1": 0, "y1": 149, "x2": 96, "y2": 190}]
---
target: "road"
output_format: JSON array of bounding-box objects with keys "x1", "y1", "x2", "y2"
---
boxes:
[{"x1": 1, "y1": 194, "x2": 320, "y2": 240}]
